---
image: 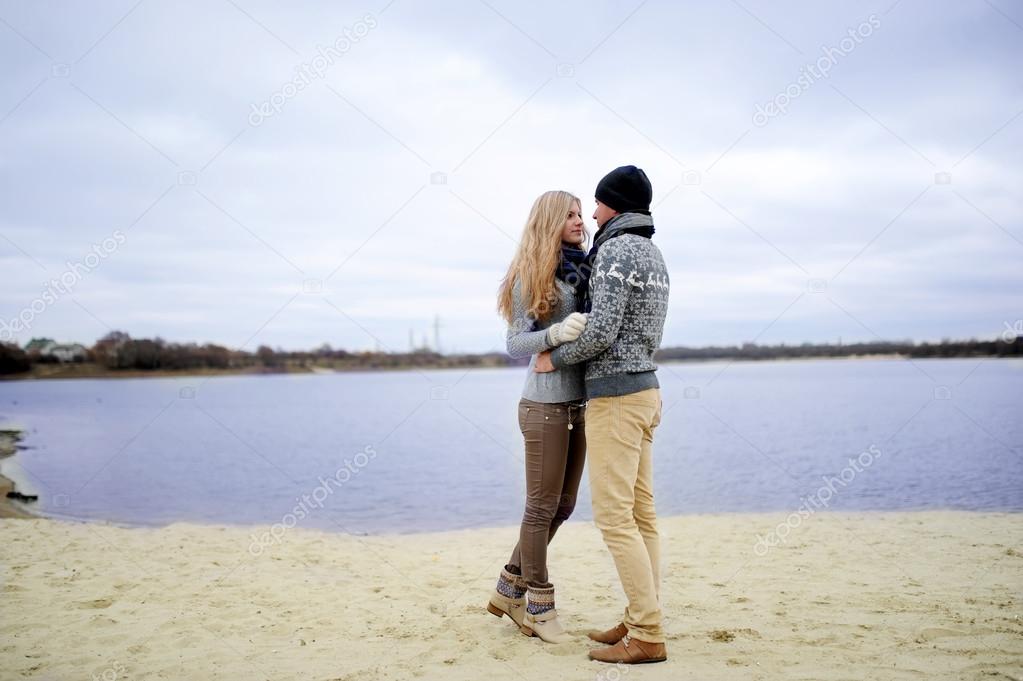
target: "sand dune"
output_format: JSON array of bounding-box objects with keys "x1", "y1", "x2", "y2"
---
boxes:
[{"x1": 1, "y1": 511, "x2": 1020, "y2": 680}]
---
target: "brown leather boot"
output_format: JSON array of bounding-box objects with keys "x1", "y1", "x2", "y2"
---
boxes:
[
  {"x1": 587, "y1": 622, "x2": 628, "y2": 645},
  {"x1": 588, "y1": 634, "x2": 667, "y2": 664}
]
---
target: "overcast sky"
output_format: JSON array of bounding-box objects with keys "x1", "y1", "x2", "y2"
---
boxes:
[{"x1": 1, "y1": 0, "x2": 1020, "y2": 353}]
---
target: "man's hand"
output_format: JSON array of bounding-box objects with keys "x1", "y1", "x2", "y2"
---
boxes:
[
  {"x1": 534, "y1": 350, "x2": 555, "y2": 373},
  {"x1": 546, "y1": 312, "x2": 587, "y2": 345}
]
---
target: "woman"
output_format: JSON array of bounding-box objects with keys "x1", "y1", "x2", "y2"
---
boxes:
[{"x1": 486, "y1": 190, "x2": 590, "y2": 644}]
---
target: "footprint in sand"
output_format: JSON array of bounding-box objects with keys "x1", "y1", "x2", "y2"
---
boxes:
[
  {"x1": 87, "y1": 616, "x2": 119, "y2": 627},
  {"x1": 75, "y1": 598, "x2": 114, "y2": 609},
  {"x1": 542, "y1": 642, "x2": 581, "y2": 656},
  {"x1": 917, "y1": 627, "x2": 970, "y2": 641},
  {"x1": 710, "y1": 628, "x2": 761, "y2": 642}
]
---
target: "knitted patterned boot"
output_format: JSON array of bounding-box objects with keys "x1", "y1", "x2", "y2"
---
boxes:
[
  {"x1": 486, "y1": 566, "x2": 526, "y2": 627},
  {"x1": 519, "y1": 583, "x2": 573, "y2": 643}
]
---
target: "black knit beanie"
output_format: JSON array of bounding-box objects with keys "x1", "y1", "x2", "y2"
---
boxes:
[{"x1": 595, "y1": 165, "x2": 652, "y2": 213}]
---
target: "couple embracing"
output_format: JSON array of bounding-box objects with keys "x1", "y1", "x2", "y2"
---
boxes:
[{"x1": 486, "y1": 165, "x2": 671, "y2": 665}]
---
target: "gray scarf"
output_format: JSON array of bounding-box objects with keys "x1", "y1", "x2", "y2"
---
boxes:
[{"x1": 577, "y1": 212, "x2": 655, "y2": 312}]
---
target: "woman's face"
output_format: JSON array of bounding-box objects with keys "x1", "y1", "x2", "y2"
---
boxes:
[{"x1": 560, "y1": 201, "x2": 585, "y2": 245}]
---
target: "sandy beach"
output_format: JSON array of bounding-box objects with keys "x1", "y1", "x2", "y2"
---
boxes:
[{"x1": 1, "y1": 511, "x2": 1019, "y2": 680}]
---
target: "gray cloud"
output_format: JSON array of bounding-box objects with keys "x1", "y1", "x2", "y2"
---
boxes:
[{"x1": 1, "y1": 0, "x2": 1020, "y2": 353}]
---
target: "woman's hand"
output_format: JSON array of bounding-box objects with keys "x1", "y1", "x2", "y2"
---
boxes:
[
  {"x1": 534, "y1": 351, "x2": 555, "y2": 373},
  {"x1": 546, "y1": 312, "x2": 587, "y2": 346}
]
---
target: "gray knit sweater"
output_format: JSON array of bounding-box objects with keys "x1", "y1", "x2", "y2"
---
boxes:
[
  {"x1": 550, "y1": 213, "x2": 669, "y2": 398},
  {"x1": 506, "y1": 278, "x2": 586, "y2": 403}
]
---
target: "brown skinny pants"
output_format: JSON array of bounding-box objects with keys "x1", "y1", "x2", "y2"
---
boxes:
[{"x1": 507, "y1": 397, "x2": 587, "y2": 588}]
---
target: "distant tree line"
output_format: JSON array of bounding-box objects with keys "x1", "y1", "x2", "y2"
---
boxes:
[
  {"x1": 0, "y1": 331, "x2": 512, "y2": 375},
  {"x1": 256, "y1": 342, "x2": 509, "y2": 371},
  {"x1": 0, "y1": 345, "x2": 31, "y2": 374},
  {"x1": 84, "y1": 331, "x2": 234, "y2": 370},
  {"x1": 654, "y1": 337, "x2": 1023, "y2": 362},
  {"x1": 1, "y1": 331, "x2": 1020, "y2": 376}
]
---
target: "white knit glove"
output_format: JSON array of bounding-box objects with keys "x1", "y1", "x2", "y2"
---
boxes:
[{"x1": 547, "y1": 312, "x2": 587, "y2": 346}]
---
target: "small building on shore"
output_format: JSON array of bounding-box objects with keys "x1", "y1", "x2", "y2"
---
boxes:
[
  {"x1": 23, "y1": 338, "x2": 56, "y2": 353},
  {"x1": 24, "y1": 338, "x2": 88, "y2": 363}
]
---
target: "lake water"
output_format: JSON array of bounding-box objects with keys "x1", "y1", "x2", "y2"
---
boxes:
[{"x1": 1, "y1": 358, "x2": 1020, "y2": 534}]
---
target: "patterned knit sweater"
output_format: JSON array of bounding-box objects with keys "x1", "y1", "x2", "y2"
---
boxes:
[
  {"x1": 506, "y1": 278, "x2": 586, "y2": 403},
  {"x1": 550, "y1": 212, "x2": 670, "y2": 398}
]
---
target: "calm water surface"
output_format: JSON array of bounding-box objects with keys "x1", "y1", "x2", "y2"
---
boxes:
[{"x1": 1, "y1": 358, "x2": 1020, "y2": 533}]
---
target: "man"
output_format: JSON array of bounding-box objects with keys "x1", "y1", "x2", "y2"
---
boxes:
[{"x1": 534, "y1": 164, "x2": 670, "y2": 664}]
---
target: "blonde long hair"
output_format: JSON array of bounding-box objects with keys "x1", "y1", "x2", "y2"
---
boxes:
[{"x1": 497, "y1": 190, "x2": 585, "y2": 324}]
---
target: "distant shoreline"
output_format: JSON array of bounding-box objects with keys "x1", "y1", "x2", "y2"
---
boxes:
[
  {"x1": 0, "y1": 429, "x2": 34, "y2": 519},
  {"x1": 0, "y1": 362, "x2": 486, "y2": 381},
  {"x1": 0, "y1": 363, "x2": 318, "y2": 381},
  {"x1": 0, "y1": 353, "x2": 1011, "y2": 382}
]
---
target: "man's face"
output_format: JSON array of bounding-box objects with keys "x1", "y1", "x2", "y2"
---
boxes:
[{"x1": 593, "y1": 200, "x2": 618, "y2": 227}]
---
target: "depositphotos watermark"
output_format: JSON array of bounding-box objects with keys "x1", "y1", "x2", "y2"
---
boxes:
[
  {"x1": 595, "y1": 661, "x2": 629, "y2": 681},
  {"x1": 248, "y1": 14, "x2": 378, "y2": 126},
  {"x1": 90, "y1": 661, "x2": 127, "y2": 681},
  {"x1": 754, "y1": 444, "x2": 882, "y2": 556},
  {"x1": 248, "y1": 445, "x2": 378, "y2": 555},
  {"x1": 1002, "y1": 319, "x2": 1022, "y2": 342},
  {"x1": 0, "y1": 230, "x2": 127, "y2": 342},
  {"x1": 753, "y1": 14, "x2": 881, "y2": 127}
]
